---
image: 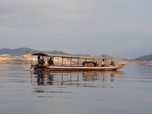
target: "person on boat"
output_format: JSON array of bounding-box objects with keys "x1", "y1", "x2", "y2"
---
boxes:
[
  {"x1": 37, "y1": 56, "x2": 42, "y2": 65},
  {"x1": 110, "y1": 60, "x2": 115, "y2": 66},
  {"x1": 39, "y1": 57, "x2": 45, "y2": 66},
  {"x1": 37, "y1": 55, "x2": 40, "y2": 64},
  {"x1": 101, "y1": 59, "x2": 105, "y2": 67},
  {"x1": 48, "y1": 57, "x2": 54, "y2": 66},
  {"x1": 37, "y1": 55, "x2": 40, "y2": 61}
]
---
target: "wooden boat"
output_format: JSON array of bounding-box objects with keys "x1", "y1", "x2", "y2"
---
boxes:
[{"x1": 30, "y1": 53, "x2": 125, "y2": 71}]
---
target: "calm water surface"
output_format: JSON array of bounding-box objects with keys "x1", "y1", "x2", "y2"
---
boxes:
[{"x1": 0, "y1": 64, "x2": 152, "y2": 114}]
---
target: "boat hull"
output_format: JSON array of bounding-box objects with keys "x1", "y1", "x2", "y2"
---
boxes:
[{"x1": 33, "y1": 64, "x2": 125, "y2": 71}]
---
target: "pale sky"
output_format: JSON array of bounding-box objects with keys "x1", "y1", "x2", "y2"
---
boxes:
[{"x1": 0, "y1": 0, "x2": 152, "y2": 59}]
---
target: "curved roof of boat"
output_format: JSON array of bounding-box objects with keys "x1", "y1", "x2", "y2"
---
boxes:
[
  {"x1": 32, "y1": 53, "x2": 49, "y2": 56},
  {"x1": 32, "y1": 53, "x2": 106, "y2": 59},
  {"x1": 48, "y1": 54, "x2": 80, "y2": 58}
]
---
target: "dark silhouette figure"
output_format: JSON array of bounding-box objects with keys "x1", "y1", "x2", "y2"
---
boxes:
[{"x1": 48, "y1": 57, "x2": 54, "y2": 66}]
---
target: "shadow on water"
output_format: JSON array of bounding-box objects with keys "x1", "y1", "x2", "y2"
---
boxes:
[{"x1": 31, "y1": 71, "x2": 125, "y2": 93}]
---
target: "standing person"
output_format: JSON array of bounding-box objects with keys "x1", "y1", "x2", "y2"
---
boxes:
[
  {"x1": 101, "y1": 59, "x2": 105, "y2": 67},
  {"x1": 39, "y1": 57, "x2": 45, "y2": 66},
  {"x1": 37, "y1": 55, "x2": 40, "y2": 61},
  {"x1": 37, "y1": 55, "x2": 41, "y2": 64}
]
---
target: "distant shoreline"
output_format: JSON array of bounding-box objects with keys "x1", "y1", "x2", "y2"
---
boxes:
[
  {"x1": 0, "y1": 54, "x2": 128, "y2": 65},
  {"x1": 131, "y1": 60, "x2": 152, "y2": 66},
  {"x1": 1, "y1": 53, "x2": 152, "y2": 66}
]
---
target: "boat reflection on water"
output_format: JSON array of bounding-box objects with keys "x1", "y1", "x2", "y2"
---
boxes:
[
  {"x1": 35, "y1": 71, "x2": 54, "y2": 85},
  {"x1": 31, "y1": 71, "x2": 124, "y2": 87}
]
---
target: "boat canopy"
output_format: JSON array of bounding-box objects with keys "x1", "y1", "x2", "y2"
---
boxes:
[
  {"x1": 32, "y1": 53, "x2": 49, "y2": 56},
  {"x1": 31, "y1": 53, "x2": 106, "y2": 59},
  {"x1": 47, "y1": 54, "x2": 106, "y2": 59}
]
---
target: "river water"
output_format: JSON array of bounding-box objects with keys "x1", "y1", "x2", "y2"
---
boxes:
[{"x1": 0, "y1": 64, "x2": 152, "y2": 114}]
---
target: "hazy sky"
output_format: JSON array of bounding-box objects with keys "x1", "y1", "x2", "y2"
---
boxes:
[{"x1": 0, "y1": 0, "x2": 152, "y2": 58}]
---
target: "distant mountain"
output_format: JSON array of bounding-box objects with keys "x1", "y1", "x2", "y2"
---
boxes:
[
  {"x1": 115, "y1": 47, "x2": 152, "y2": 59},
  {"x1": 0, "y1": 47, "x2": 67, "y2": 56},
  {"x1": 0, "y1": 47, "x2": 92, "y2": 56},
  {"x1": 3, "y1": 47, "x2": 152, "y2": 60},
  {"x1": 134, "y1": 54, "x2": 152, "y2": 61}
]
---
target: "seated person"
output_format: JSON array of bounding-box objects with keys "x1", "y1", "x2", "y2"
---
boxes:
[
  {"x1": 110, "y1": 60, "x2": 115, "y2": 66},
  {"x1": 101, "y1": 59, "x2": 105, "y2": 67},
  {"x1": 48, "y1": 57, "x2": 54, "y2": 66}
]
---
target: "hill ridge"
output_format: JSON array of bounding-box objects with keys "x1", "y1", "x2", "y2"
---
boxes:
[
  {"x1": 0, "y1": 47, "x2": 67, "y2": 56},
  {"x1": 134, "y1": 54, "x2": 152, "y2": 61}
]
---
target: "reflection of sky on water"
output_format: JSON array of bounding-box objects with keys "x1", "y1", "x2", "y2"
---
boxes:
[{"x1": 1, "y1": 64, "x2": 152, "y2": 114}]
